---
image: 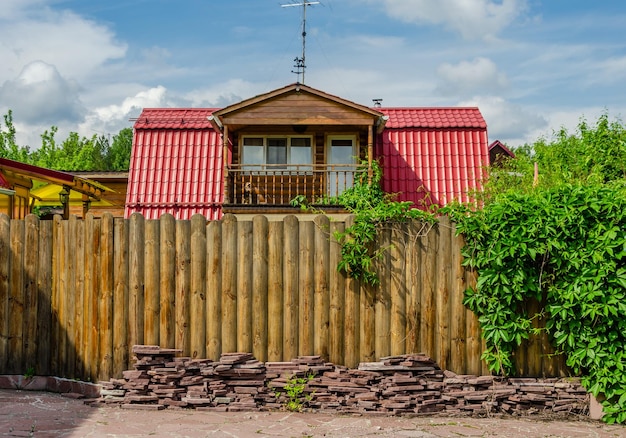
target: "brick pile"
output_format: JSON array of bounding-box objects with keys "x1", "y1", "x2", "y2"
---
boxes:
[{"x1": 93, "y1": 345, "x2": 589, "y2": 417}]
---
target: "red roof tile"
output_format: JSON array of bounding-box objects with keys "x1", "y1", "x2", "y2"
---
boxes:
[
  {"x1": 379, "y1": 107, "x2": 487, "y2": 129},
  {"x1": 125, "y1": 108, "x2": 223, "y2": 220},
  {"x1": 377, "y1": 107, "x2": 489, "y2": 208}
]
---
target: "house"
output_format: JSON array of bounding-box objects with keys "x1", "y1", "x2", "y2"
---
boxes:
[
  {"x1": 31, "y1": 171, "x2": 129, "y2": 218},
  {"x1": 489, "y1": 139, "x2": 515, "y2": 165},
  {"x1": 0, "y1": 157, "x2": 109, "y2": 219},
  {"x1": 125, "y1": 83, "x2": 489, "y2": 220}
]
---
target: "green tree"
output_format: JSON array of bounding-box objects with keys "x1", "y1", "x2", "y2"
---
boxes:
[
  {"x1": 0, "y1": 110, "x2": 31, "y2": 162},
  {"x1": 482, "y1": 114, "x2": 626, "y2": 199},
  {"x1": 104, "y1": 127, "x2": 133, "y2": 171}
]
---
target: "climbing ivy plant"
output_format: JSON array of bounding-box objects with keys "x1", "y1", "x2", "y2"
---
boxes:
[
  {"x1": 447, "y1": 182, "x2": 626, "y2": 424},
  {"x1": 292, "y1": 160, "x2": 436, "y2": 285}
]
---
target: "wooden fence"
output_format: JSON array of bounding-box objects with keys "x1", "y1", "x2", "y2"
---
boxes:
[{"x1": 0, "y1": 213, "x2": 565, "y2": 382}]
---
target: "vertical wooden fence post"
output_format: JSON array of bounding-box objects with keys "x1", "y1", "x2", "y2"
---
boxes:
[
  {"x1": 144, "y1": 219, "x2": 161, "y2": 346},
  {"x1": 23, "y1": 216, "x2": 39, "y2": 372},
  {"x1": 159, "y1": 214, "x2": 176, "y2": 348},
  {"x1": 329, "y1": 220, "x2": 345, "y2": 364},
  {"x1": 113, "y1": 217, "x2": 130, "y2": 376},
  {"x1": 313, "y1": 215, "x2": 330, "y2": 361},
  {"x1": 206, "y1": 220, "x2": 222, "y2": 360},
  {"x1": 191, "y1": 215, "x2": 207, "y2": 358},
  {"x1": 129, "y1": 213, "x2": 145, "y2": 349},
  {"x1": 298, "y1": 220, "x2": 315, "y2": 357},
  {"x1": 0, "y1": 214, "x2": 9, "y2": 373},
  {"x1": 37, "y1": 219, "x2": 53, "y2": 376},
  {"x1": 390, "y1": 222, "x2": 407, "y2": 356},
  {"x1": 175, "y1": 219, "x2": 191, "y2": 355},
  {"x1": 343, "y1": 215, "x2": 360, "y2": 368},
  {"x1": 236, "y1": 219, "x2": 253, "y2": 354},
  {"x1": 283, "y1": 215, "x2": 299, "y2": 361},
  {"x1": 221, "y1": 214, "x2": 237, "y2": 354},
  {"x1": 99, "y1": 213, "x2": 115, "y2": 381},
  {"x1": 267, "y1": 220, "x2": 284, "y2": 361},
  {"x1": 252, "y1": 216, "x2": 268, "y2": 362}
]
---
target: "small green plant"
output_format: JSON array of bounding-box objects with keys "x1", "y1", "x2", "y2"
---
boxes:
[
  {"x1": 24, "y1": 366, "x2": 35, "y2": 379},
  {"x1": 281, "y1": 373, "x2": 314, "y2": 412}
]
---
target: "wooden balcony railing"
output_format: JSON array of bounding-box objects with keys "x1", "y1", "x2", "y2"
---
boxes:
[{"x1": 226, "y1": 164, "x2": 365, "y2": 205}]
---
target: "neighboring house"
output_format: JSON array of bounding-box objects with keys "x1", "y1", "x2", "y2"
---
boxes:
[
  {"x1": 489, "y1": 139, "x2": 516, "y2": 165},
  {"x1": 0, "y1": 157, "x2": 109, "y2": 219},
  {"x1": 31, "y1": 172, "x2": 128, "y2": 219},
  {"x1": 125, "y1": 83, "x2": 489, "y2": 220}
]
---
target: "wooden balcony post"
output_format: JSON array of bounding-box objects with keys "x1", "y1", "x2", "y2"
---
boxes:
[
  {"x1": 223, "y1": 126, "x2": 230, "y2": 203},
  {"x1": 367, "y1": 125, "x2": 374, "y2": 184}
]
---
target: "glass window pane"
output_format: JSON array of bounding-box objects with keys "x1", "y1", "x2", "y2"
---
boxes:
[
  {"x1": 242, "y1": 137, "x2": 264, "y2": 166},
  {"x1": 267, "y1": 138, "x2": 287, "y2": 165},
  {"x1": 290, "y1": 137, "x2": 312, "y2": 164}
]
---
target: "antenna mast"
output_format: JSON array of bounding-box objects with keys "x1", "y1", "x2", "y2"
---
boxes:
[{"x1": 282, "y1": 1, "x2": 319, "y2": 84}]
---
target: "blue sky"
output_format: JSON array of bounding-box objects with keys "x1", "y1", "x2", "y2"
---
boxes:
[{"x1": 1, "y1": 0, "x2": 625, "y2": 149}]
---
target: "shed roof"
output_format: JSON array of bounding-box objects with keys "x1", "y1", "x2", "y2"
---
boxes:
[
  {"x1": 376, "y1": 107, "x2": 489, "y2": 208},
  {"x1": 125, "y1": 108, "x2": 223, "y2": 220}
]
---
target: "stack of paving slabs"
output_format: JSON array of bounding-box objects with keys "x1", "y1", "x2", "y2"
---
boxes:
[{"x1": 94, "y1": 346, "x2": 589, "y2": 417}]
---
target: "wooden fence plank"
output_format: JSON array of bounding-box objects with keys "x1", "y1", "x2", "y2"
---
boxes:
[
  {"x1": 236, "y1": 219, "x2": 253, "y2": 354},
  {"x1": 313, "y1": 215, "x2": 330, "y2": 361},
  {"x1": 9, "y1": 219, "x2": 25, "y2": 373},
  {"x1": 267, "y1": 220, "x2": 284, "y2": 361},
  {"x1": 375, "y1": 226, "x2": 391, "y2": 359},
  {"x1": 206, "y1": 220, "x2": 222, "y2": 360},
  {"x1": 176, "y1": 219, "x2": 191, "y2": 355},
  {"x1": 221, "y1": 214, "x2": 237, "y2": 353},
  {"x1": 191, "y1": 215, "x2": 208, "y2": 359},
  {"x1": 449, "y1": 227, "x2": 467, "y2": 374},
  {"x1": 283, "y1": 215, "x2": 299, "y2": 361},
  {"x1": 144, "y1": 219, "x2": 160, "y2": 346},
  {"x1": 343, "y1": 215, "x2": 359, "y2": 368},
  {"x1": 36, "y1": 219, "x2": 53, "y2": 376},
  {"x1": 86, "y1": 215, "x2": 101, "y2": 381},
  {"x1": 250, "y1": 216, "x2": 268, "y2": 361},
  {"x1": 56, "y1": 218, "x2": 68, "y2": 376},
  {"x1": 298, "y1": 220, "x2": 315, "y2": 357},
  {"x1": 159, "y1": 214, "x2": 176, "y2": 349},
  {"x1": 99, "y1": 213, "x2": 115, "y2": 381},
  {"x1": 329, "y1": 220, "x2": 345, "y2": 364},
  {"x1": 72, "y1": 215, "x2": 85, "y2": 378},
  {"x1": 113, "y1": 217, "x2": 130, "y2": 377},
  {"x1": 50, "y1": 216, "x2": 62, "y2": 376},
  {"x1": 0, "y1": 214, "x2": 9, "y2": 373},
  {"x1": 435, "y1": 217, "x2": 452, "y2": 370},
  {"x1": 419, "y1": 226, "x2": 436, "y2": 360},
  {"x1": 405, "y1": 219, "x2": 422, "y2": 354},
  {"x1": 23, "y1": 216, "x2": 39, "y2": 372},
  {"x1": 129, "y1": 214, "x2": 145, "y2": 349},
  {"x1": 390, "y1": 222, "x2": 406, "y2": 356}
]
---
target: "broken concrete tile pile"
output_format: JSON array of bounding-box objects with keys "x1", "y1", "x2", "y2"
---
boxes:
[{"x1": 92, "y1": 345, "x2": 589, "y2": 417}]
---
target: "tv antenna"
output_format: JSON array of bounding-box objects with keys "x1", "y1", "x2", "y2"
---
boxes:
[{"x1": 282, "y1": 1, "x2": 320, "y2": 84}]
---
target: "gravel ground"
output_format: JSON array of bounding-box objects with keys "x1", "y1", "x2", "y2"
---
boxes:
[{"x1": 1, "y1": 389, "x2": 625, "y2": 438}]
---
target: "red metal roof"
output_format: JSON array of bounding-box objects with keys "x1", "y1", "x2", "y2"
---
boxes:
[
  {"x1": 377, "y1": 107, "x2": 489, "y2": 208},
  {"x1": 126, "y1": 103, "x2": 489, "y2": 219},
  {"x1": 125, "y1": 108, "x2": 223, "y2": 220},
  {"x1": 0, "y1": 171, "x2": 10, "y2": 189},
  {"x1": 379, "y1": 107, "x2": 487, "y2": 129}
]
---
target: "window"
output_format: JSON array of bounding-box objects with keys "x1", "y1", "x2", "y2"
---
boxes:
[
  {"x1": 327, "y1": 135, "x2": 357, "y2": 196},
  {"x1": 241, "y1": 136, "x2": 312, "y2": 169}
]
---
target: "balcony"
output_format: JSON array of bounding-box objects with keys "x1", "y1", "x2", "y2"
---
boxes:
[{"x1": 226, "y1": 164, "x2": 365, "y2": 207}]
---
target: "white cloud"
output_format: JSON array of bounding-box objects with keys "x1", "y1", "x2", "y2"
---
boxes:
[
  {"x1": 459, "y1": 95, "x2": 547, "y2": 145},
  {"x1": 378, "y1": 0, "x2": 527, "y2": 40},
  {"x1": 0, "y1": 61, "x2": 84, "y2": 124},
  {"x1": 437, "y1": 57, "x2": 508, "y2": 96},
  {"x1": 79, "y1": 86, "x2": 172, "y2": 138},
  {"x1": 184, "y1": 79, "x2": 269, "y2": 108},
  {"x1": 0, "y1": 8, "x2": 126, "y2": 83}
]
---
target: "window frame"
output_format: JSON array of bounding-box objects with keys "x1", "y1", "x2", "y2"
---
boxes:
[{"x1": 240, "y1": 135, "x2": 314, "y2": 168}]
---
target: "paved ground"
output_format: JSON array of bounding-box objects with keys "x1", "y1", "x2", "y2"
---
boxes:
[{"x1": 1, "y1": 389, "x2": 625, "y2": 438}]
